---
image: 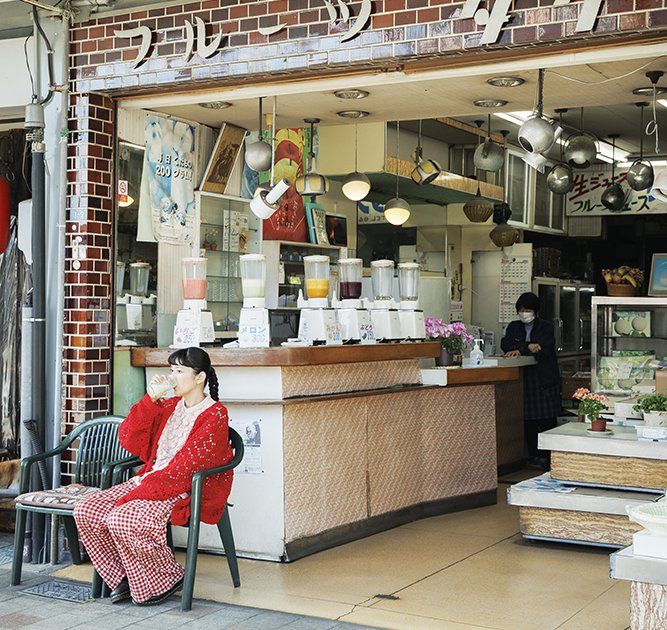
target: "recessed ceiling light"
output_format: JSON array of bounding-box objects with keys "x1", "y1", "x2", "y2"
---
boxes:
[
  {"x1": 486, "y1": 76, "x2": 525, "y2": 88},
  {"x1": 334, "y1": 89, "x2": 370, "y2": 100},
  {"x1": 632, "y1": 86, "x2": 667, "y2": 96},
  {"x1": 473, "y1": 99, "x2": 508, "y2": 108},
  {"x1": 337, "y1": 110, "x2": 370, "y2": 118},
  {"x1": 198, "y1": 101, "x2": 232, "y2": 109}
]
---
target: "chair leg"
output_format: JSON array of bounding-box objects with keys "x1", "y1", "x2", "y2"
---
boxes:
[
  {"x1": 181, "y1": 519, "x2": 201, "y2": 612},
  {"x1": 10, "y1": 508, "x2": 27, "y2": 586},
  {"x1": 62, "y1": 516, "x2": 82, "y2": 564},
  {"x1": 92, "y1": 569, "x2": 103, "y2": 599},
  {"x1": 166, "y1": 524, "x2": 174, "y2": 552},
  {"x1": 217, "y1": 507, "x2": 240, "y2": 588}
]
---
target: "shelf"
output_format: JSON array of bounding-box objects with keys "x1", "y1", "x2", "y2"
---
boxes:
[
  {"x1": 203, "y1": 249, "x2": 243, "y2": 255},
  {"x1": 600, "y1": 336, "x2": 667, "y2": 341},
  {"x1": 208, "y1": 274, "x2": 241, "y2": 279}
]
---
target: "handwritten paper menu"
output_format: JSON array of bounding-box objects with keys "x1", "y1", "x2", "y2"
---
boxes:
[{"x1": 499, "y1": 256, "x2": 531, "y2": 322}]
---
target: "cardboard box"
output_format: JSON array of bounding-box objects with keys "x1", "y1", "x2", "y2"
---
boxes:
[{"x1": 657, "y1": 370, "x2": 667, "y2": 395}]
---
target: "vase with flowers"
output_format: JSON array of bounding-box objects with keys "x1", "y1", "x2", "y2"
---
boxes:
[
  {"x1": 425, "y1": 317, "x2": 473, "y2": 367},
  {"x1": 572, "y1": 387, "x2": 609, "y2": 431}
]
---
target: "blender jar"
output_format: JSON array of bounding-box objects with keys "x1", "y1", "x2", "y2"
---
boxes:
[
  {"x1": 371, "y1": 259, "x2": 394, "y2": 301},
  {"x1": 338, "y1": 258, "x2": 363, "y2": 300},
  {"x1": 240, "y1": 254, "x2": 266, "y2": 299},
  {"x1": 181, "y1": 257, "x2": 207, "y2": 300},
  {"x1": 398, "y1": 262, "x2": 420, "y2": 301},
  {"x1": 303, "y1": 255, "x2": 330, "y2": 300},
  {"x1": 116, "y1": 261, "x2": 126, "y2": 296},
  {"x1": 129, "y1": 262, "x2": 150, "y2": 296}
]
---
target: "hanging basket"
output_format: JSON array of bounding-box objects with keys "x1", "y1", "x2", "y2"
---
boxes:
[
  {"x1": 606, "y1": 283, "x2": 639, "y2": 297},
  {"x1": 463, "y1": 195, "x2": 493, "y2": 223}
]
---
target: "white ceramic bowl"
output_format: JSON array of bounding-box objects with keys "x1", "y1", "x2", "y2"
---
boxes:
[{"x1": 627, "y1": 502, "x2": 667, "y2": 535}]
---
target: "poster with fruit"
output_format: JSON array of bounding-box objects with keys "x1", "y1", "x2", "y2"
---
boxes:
[
  {"x1": 242, "y1": 128, "x2": 309, "y2": 242},
  {"x1": 611, "y1": 311, "x2": 651, "y2": 338}
]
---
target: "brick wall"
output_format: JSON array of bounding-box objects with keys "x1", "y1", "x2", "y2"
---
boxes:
[
  {"x1": 69, "y1": 0, "x2": 667, "y2": 94},
  {"x1": 62, "y1": 93, "x2": 114, "y2": 478}
]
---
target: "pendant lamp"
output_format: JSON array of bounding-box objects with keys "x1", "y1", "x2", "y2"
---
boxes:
[
  {"x1": 473, "y1": 114, "x2": 504, "y2": 172},
  {"x1": 384, "y1": 121, "x2": 411, "y2": 226},
  {"x1": 627, "y1": 102, "x2": 654, "y2": 192},
  {"x1": 564, "y1": 108, "x2": 598, "y2": 169},
  {"x1": 342, "y1": 124, "x2": 371, "y2": 201},
  {"x1": 490, "y1": 138, "x2": 520, "y2": 248},
  {"x1": 601, "y1": 134, "x2": 627, "y2": 212},
  {"x1": 546, "y1": 109, "x2": 574, "y2": 195},
  {"x1": 411, "y1": 120, "x2": 441, "y2": 185},
  {"x1": 295, "y1": 118, "x2": 328, "y2": 197},
  {"x1": 463, "y1": 126, "x2": 493, "y2": 223},
  {"x1": 245, "y1": 97, "x2": 273, "y2": 172}
]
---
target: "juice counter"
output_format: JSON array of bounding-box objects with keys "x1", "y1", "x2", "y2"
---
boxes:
[{"x1": 129, "y1": 343, "x2": 522, "y2": 561}]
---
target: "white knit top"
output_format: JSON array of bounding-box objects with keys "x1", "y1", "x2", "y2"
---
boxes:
[{"x1": 145, "y1": 395, "x2": 216, "y2": 476}]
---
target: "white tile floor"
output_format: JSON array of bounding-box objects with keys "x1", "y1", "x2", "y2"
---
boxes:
[{"x1": 57, "y1": 475, "x2": 631, "y2": 630}]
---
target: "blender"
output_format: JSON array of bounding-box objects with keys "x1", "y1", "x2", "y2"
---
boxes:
[
  {"x1": 366, "y1": 259, "x2": 402, "y2": 341},
  {"x1": 115, "y1": 260, "x2": 128, "y2": 333},
  {"x1": 331, "y1": 258, "x2": 375, "y2": 344},
  {"x1": 172, "y1": 257, "x2": 215, "y2": 347},
  {"x1": 238, "y1": 254, "x2": 270, "y2": 347},
  {"x1": 397, "y1": 262, "x2": 425, "y2": 340},
  {"x1": 296, "y1": 255, "x2": 342, "y2": 345},
  {"x1": 125, "y1": 262, "x2": 156, "y2": 332}
]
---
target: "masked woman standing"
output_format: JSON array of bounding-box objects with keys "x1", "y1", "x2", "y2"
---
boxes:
[{"x1": 501, "y1": 292, "x2": 561, "y2": 470}]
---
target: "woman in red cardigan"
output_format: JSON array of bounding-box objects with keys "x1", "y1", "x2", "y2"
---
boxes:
[{"x1": 73, "y1": 347, "x2": 233, "y2": 606}]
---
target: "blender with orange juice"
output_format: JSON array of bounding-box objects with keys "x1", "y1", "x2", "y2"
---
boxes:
[
  {"x1": 296, "y1": 255, "x2": 342, "y2": 345},
  {"x1": 172, "y1": 257, "x2": 215, "y2": 347}
]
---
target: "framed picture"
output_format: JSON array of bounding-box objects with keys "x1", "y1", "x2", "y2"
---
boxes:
[
  {"x1": 304, "y1": 202, "x2": 329, "y2": 245},
  {"x1": 201, "y1": 124, "x2": 246, "y2": 194},
  {"x1": 648, "y1": 254, "x2": 667, "y2": 296},
  {"x1": 325, "y1": 213, "x2": 348, "y2": 246}
]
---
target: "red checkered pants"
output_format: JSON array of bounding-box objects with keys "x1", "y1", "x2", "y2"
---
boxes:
[{"x1": 73, "y1": 478, "x2": 184, "y2": 603}]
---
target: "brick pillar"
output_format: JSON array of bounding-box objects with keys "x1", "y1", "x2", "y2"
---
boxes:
[{"x1": 62, "y1": 92, "x2": 114, "y2": 480}]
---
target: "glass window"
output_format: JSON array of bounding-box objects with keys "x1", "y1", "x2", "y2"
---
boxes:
[
  {"x1": 506, "y1": 151, "x2": 528, "y2": 225},
  {"x1": 534, "y1": 169, "x2": 550, "y2": 228}
]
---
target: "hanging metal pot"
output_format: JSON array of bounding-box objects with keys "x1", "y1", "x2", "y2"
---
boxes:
[
  {"x1": 547, "y1": 162, "x2": 574, "y2": 194},
  {"x1": 564, "y1": 132, "x2": 598, "y2": 169},
  {"x1": 601, "y1": 182, "x2": 627, "y2": 212},
  {"x1": 473, "y1": 139, "x2": 504, "y2": 172},
  {"x1": 627, "y1": 159, "x2": 654, "y2": 191}
]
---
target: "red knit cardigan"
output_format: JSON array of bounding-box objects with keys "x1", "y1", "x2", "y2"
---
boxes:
[{"x1": 116, "y1": 393, "x2": 234, "y2": 526}]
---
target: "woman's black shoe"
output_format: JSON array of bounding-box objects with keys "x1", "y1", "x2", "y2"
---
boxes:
[
  {"x1": 133, "y1": 577, "x2": 184, "y2": 607},
  {"x1": 109, "y1": 577, "x2": 131, "y2": 604}
]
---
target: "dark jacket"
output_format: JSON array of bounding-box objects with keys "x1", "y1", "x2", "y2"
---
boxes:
[{"x1": 501, "y1": 317, "x2": 560, "y2": 388}]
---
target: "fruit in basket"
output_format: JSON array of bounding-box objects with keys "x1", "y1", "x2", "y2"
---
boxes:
[{"x1": 602, "y1": 267, "x2": 644, "y2": 286}]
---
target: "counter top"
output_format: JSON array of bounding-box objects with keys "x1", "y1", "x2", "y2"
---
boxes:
[
  {"x1": 611, "y1": 546, "x2": 667, "y2": 586},
  {"x1": 131, "y1": 342, "x2": 440, "y2": 367},
  {"x1": 540, "y1": 423, "x2": 667, "y2": 460},
  {"x1": 445, "y1": 366, "x2": 520, "y2": 385}
]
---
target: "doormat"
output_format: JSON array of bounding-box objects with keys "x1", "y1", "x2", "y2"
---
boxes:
[
  {"x1": 22, "y1": 580, "x2": 93, "y2": 603},
  {"x1": 0, "y1": 546, "x2": 13, "y2": 565}
]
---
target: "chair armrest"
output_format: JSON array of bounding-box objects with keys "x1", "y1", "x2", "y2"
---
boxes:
[{"x1": 101, "y1": 456, "x2": 143, "y2": 489}]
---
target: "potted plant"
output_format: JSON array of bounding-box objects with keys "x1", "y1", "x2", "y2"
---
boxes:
[
  {"x1": 633, "y1": 394, "x2": 667, "y2": 427},
  {"x1": 572, "y1": 388, "x2": 609, "y2": 431},
  {"x1": 425, "y1": 318, "x2": 473, "y2": 367}
]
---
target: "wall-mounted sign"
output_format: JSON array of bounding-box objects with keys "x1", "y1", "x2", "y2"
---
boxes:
[
  {"x1": 357, "y1": 201, "x2": 387, "y2": 224},
  {"x1": 565, "y1": 168, "x2": 667, "y2": 217},
  {"x1": 114, "y1": 0, "x2": 614, "y2": 69}
]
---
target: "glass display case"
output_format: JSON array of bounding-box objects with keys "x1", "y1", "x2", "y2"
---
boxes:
[
  {"x1": 197, "y1": 192, "x2": 261, "y2": 335},
  {"x1": 263, "y1": 240, "x2": 343, "y2": 309},
  {"x1": 592, "y1": 296, "x2": 667, "y2": 395}
]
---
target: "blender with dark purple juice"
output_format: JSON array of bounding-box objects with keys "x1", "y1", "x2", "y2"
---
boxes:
[{"x1": 338, "y1": 258, "x2": 363, "y2": 300}]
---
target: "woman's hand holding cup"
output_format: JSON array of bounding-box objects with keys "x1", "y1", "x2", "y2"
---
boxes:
[{"x1": 147, "y1": 374, "x2": 175, "y2": 402}]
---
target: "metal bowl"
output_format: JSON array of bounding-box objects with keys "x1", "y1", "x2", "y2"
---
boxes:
[
  {"x1": 564, "y1": 132, "x2": 598, "y2": 169},
  {"x1": 627, "y1": 159, "x2": 654, "y2": 191},
  {"x1": 601, "y1": 182, "x2": 627, "y2": 212},
  {"x1": 546, "y1": 162, "x2": 574, "y2": 194}
]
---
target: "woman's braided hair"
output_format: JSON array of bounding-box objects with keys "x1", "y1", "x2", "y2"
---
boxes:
[{"x1": 168, "y1": 347, "x2": 220, "y2": 401}]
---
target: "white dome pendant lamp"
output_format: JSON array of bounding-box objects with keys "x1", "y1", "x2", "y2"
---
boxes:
[
  {"x1": 384, "y1": 121, "x2": 411, "y2": 226},
  {"x1": 245, "y1": 97, "x2": 273, "y2": 172},
  {"x1": 342, "y1": 123, "x2": 371, "y2": 201},
  {"x1": 295, "y1": 118, "x2": 328, "y2": 197}
]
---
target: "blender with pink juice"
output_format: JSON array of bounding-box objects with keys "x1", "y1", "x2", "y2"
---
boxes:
[
  {"x1": 182, "y1": 257, "x2": 207, "y2": 300},
  {"x1": 173, "y1": 257, "x2": 215, "y2": 347}
]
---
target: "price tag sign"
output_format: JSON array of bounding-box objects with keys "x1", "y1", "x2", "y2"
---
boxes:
[{"x1": 118, "y1": 179, "x2": 129, "y2": 205}]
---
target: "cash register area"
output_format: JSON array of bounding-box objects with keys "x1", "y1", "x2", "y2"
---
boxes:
[{"x1": 57, "y1": 471, "x2": 629, "y2": 630}]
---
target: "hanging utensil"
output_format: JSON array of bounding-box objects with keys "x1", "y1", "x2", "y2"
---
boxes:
[
  {"x1": 547, "y1": 109, "x2": 574, "y2": 194},
  {"x1": 627, "y1": 102, "x2": 654, "y2": 191},
  {"x1": 474, "y1": 114, "x2": 504, "y2": 172},
  {"x1": 564, "y1": 107, "x2": 598, "y2": 169},
  {"x1": 601, "y1": 134, "x2": 627, "y2": 212}
]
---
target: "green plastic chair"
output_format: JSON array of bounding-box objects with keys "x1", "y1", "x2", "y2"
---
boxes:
[
  {"x1": 11, "y1": 416, "x2": 128, "y2": 586},
  {"x1": 106, "y1": 427, "x2": 244, "y2": 611}
]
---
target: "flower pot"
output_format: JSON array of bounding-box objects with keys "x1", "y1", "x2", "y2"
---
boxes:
[
  {"x1": 643, "y1": 411, "x2": 667, "y2": 427},
  {"x1": 590, "y1": 418, "x2": 607, "y2": 432},
  {"x1": 435, "y1": 349, "x2": 463, "y2": 367},
  {"x1": 578, "y1": 413, "x2": 585, "y2": 423}
]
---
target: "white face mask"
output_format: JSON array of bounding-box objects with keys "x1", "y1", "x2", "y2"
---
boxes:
[{"x1": 519, "y1": 311, "x2": 535, "y2": 324}]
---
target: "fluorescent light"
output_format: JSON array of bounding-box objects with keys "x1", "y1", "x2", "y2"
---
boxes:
[
  {"x1": 659, "y1": 99, "x2": 667, "y2": 109},
  {"x1": 597, "y1": 142, "x2": 628, "y2": 163},
  {"x1": 597, "y1": 154, "x2": 614, "y2": 164},
  {"x1": 619, "y1": 159, "x2": 667, "y2": 167},
  {"x1": 494, "y1": 111, "x2": 532, "y2": 126}
]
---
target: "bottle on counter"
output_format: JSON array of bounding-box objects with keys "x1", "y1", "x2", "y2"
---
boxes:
[{"x1": 470, "y1": 339, "x2": 484, "y2": 367}]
